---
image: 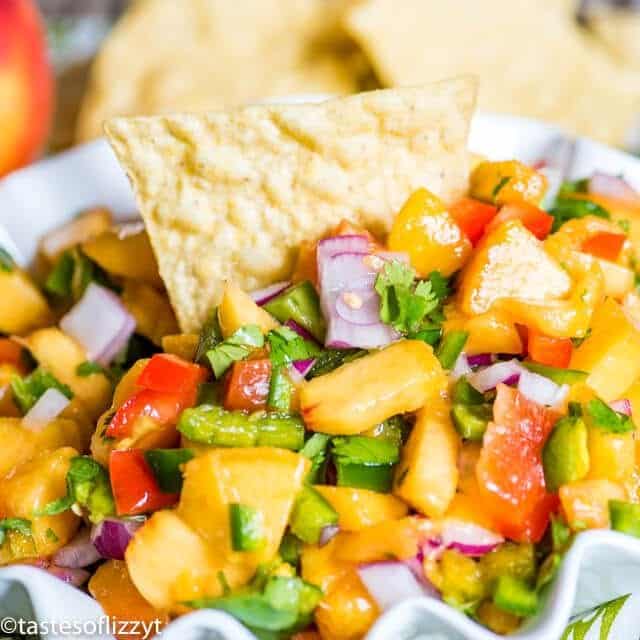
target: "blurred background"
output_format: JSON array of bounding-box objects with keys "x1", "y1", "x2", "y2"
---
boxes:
[{"x1": 2, "y1": 0, "x2": 640, "y2": 178}]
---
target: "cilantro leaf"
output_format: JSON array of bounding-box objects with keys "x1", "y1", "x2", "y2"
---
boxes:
[
  {"x1": 76, "y1": 361, "x2": 108, "y2": 377},
  {"x1": 557, "y1": 178, "x2": 589, "y2": 198},
  {"x1": 11, "y1": 368, "x2": 74, "y2": 414},
  {"x1": 331, "y1": 436, "x2": 400, "y2": 466},
  {"x1": 549, "y1": 198, "x2": 611, "y2": 232},
  {"x1": 195, "y1": 307, "x2": 223, "y2": 365},
  {"x1": 267, "y1": 327, "x2": 320, "y2": 368},
  {"x1": 585, "y1": 398, "x2": 634, "y2": 433},
  {"x1": 0, "y1": 518, "x2": 32, "y2": 546},
  {"x1": 374, "y1": 260, "x2": 440, "y2": 335},
  {"x1": 492, "y1": 176, "x2": 511, "y2": 201},
  {"x1": 206, "y1": 325, "x2": 264, "y2": 378}
]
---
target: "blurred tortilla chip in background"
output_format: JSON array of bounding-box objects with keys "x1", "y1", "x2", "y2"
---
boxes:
[
  {"x1": 75, "y1": 0, "x2": 372, "y2": 141},
  {"x1": 105, "y1": 77, "x2": 476, "y2": 332},
  {"x1": 343, "y1": 0, "x2": 640, "y2": 148}
]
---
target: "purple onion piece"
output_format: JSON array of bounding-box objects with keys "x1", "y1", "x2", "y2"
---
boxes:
[
  {"x1": 502, "y1": 373, "x2": 521, "y2": 386},
  {"x1": 52, "y1": 529, "x2": 102, "y2": 568},
  {"x1": 284, "y1": 319, "x2": 317, "y2": 343},
  {"x1": 90, "y1": 517, "x2": 144, "y2": 560},
  {"x1": 466, "y1": 353, "x2": 494, "y2": 368},
  {"x1": 250, "y1": 281, "x2": 291, "y2": 306},
  {"x1": 319, "y1": 524, "x2": 340, "y2": 547}
]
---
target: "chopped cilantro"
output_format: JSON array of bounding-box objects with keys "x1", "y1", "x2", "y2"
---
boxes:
[
  {"x1": 267, "y1": 326, "x2": 320, "y2": 368},
  {"x1": 436, "y1": 330, "x2": 469, "y2": 370},
  {"x1": 331, "y1": 436, "x2": 400, "y2": 466},
  {"x1": 617, "y1": 219, "x2": 631, "y2": 234},
  {"x1": 557, "y1": 178, "x2": 589, "y2": 198},
  {"x1": 374, "y1": 261, "x2": 442, "y2": 335},
  {"x1": 46, "y1": 248, "x2": 117, "y2": 300},
  {"x1": 76, "y1": 361, "x2": 107, "y2": 377},
  {"x1": 45, "y1": 527, "x2": 59, "y2": 543},
  {"x1": 11, "y1": 368, "x2": 74, "y2": 414},
  {"x1": 0, "y1": 518, "x2": 32, "y2": 546},
  {"x1": 585, "y1": 398, "x2": 634, "y2": 433},
  {"x1": 206, "y1": 324, "x2": 264, "y2": 378},
  {"x1": 195, "y1": 307, "x2": 223, "y2": 365},
  {"x1": 492, "y1": 176, "x2": 511, "y2": 201},
  {"x1": 549, "y1": 198, "x2": 610, "y2": 232}
]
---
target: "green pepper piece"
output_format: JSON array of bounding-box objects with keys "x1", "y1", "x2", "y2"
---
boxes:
[
  {"x1": 307, "y1": 348, "x2": 365, "y2": 379},
  {"x1": 331, "y1": 435, "x2": 399, "y2": 492},
  {"x1": 263, "y1": 281, "x2": 326, "y2": 342},
  {"x1": 542, "y1": 417, "x2": 589, "y2": 493},
  {"x1": 179, "y1": 405, "x2": 258, "y2": 447},
  {"x1": 523, "y1": 362, "x2": 588, "y2": 385},
  {"x1": 179, "y1": 406, "x2": 305, "y2": 450},
  {"x1": 438, "y1": 549, "x2": 487, "y2": 610},
  {"x1": 609, "y1": 500, "x2": 640, "y2": 538},
  {"x1": 230, "y1": 503, "x2": 265, "y2": 551},
  {"x1": 584, "y1": 398, "x2": 635, "y2": 434},
  {"x1": 451, "y1": 404, "x2": 492, "y2": 441},
  {"x1": 364, "y1": 415, "x2": 409, "y2": 447},
  {"x1": 452, "y1": 376, "x2": 485, "y2": 405},
  {"x1": 335, "y1": 462, "x2": 395, "y2": 493},
  {"x1": 278, "y1": 532, "x2": 303, "y2": 568},
  {"x1": 144, "y1": 449, "x2": 194, "y2": 493},
  {"x1": 289, "y1": 486, "x2": 338, "y2": 544},
  {"x1": 478, "y1": 542, "x2": 536, "y2": 587},
  {"x1": 256, "y1": 414, "x2": 305, "y2": 450},
  {"x1": 436, "y1": 330, "x2": 469, "y2": 370},
  {"x1": 493, "y1": 575, "x2": 539, "y2": 617}
]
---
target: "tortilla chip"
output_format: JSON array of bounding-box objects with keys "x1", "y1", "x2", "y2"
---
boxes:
[
  {"x1": 76, "y1": 0, "x2": 368, "y2": 142},
  {"x1": 344, "y1": 0, "x2": 640, "y2": 148},
  {"x1": 106, "y1": 77, "x2": 476, "y2": 332}
]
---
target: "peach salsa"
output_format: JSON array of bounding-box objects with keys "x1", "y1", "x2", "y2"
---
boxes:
[{"x1": 2, "y1": 161, "x2": 640, "y2": 638}]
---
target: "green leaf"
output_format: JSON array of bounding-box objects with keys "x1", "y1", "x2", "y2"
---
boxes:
[
  {"x1": 195, "y1": 307, "x2": 223, "y2": 365},
  {"x1": 33, "y1": 495, "x2": 74, "y2": 517},
  {"x1": 76, "y1": 361, "x2": 108, "y2": 377},
  {"x1": 557, "y1": 178, "x2": 589, "y2": 198},
  {"x1": 585, "y1": 398, "x2": 634, "y2": 433},
  {"x1": 0, "y1": 518, "x2": 32, "y2": 546},
  {"x1": 549, "y1": 198, "x2": 611, "y2": 232},
  {"x1": 332, "y1": 435, "x2": 399, "y2": 465},
  {"x1": 206, "y1": 324, "x2": 264, "y2": 378},
  {"x1": 0, "y1": 247, "x2": 15, "y2": 272},
  {"x1": 375, "y1": 260, "x2": 441, "y2": 335},
  {"x1": 11, "y1": 368, "x2": 74, "y2": 414},
  {"x1": 267, "y1": 326, "x2": 320, "y2": 368}
]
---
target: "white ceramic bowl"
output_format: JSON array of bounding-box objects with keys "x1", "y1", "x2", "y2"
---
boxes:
[{"x1": 1, "y1": 112, "x2": 640, "y2": 640}]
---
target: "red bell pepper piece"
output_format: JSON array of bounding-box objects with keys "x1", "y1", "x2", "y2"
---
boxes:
[
  {"x1": 449, "y1": 198, "x2": 498, "y2": 246},
  {"x1": 136, "y1": 353, "x2": 207, "y2": 394},
  {"x1": 223, "y1": 359, "x2": 271, "y2": 411},
  {"x1": 527, "y1": 330, "x2": 573, "y2": 369},
  {"x1": 476, "y1": 384, "x2": 559, "y2": 542},
  {"x1": 488, "y1": 203, "x2": 554, "y2": 240},
  {"x1": 110, "y1": 449, "x2": 178, "y2": 515},
  {"x1": 581, "y1": 232, "x2": 626, "y2": 262},
  {"x1": 106, "y1": 388, "x2": 196, "y2": 439}
]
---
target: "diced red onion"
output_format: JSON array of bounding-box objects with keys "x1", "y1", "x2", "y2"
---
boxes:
[
  {"x1": 468, "y1": 360, "x2": 524, "y2": 393},
  {"x1": 249, "y1": 281, "x2": 291, "y2": 306},
  {"x1": 284, "y1": 319, "x2": 317, "y2": 344},
  {"x1": 60, "y1": 283, "x2": 136, "y2": 365},
  {"x1": 22, "y1": 388, "x2": 70, "y2": 431},
  {"x1": 319, "y1": 524, "x2": 340, "y2": 547},
  {"x1": 90, "y1": 517, "x2": 144, "y2": 560},
  {"x1": 52, "y1": 529, "x2": 102, "y2": 568},
  {"x1": 609, "y1": 399, "x2": 632, "y2": 416},
  {"x1": 589, "y1": 172, "x2": 640, "y2": 205},
  {"x1": 316, "y1": 235, "x2": 370, "y2": 272},
  {"x1": 440, "y1": 519, "x2": 504, "y2": 557},
  {"x1": 518, "y1": 370, "x2": 569, "y2": 407},
  {"x1": 450, "y1": 353, "x2": 472, "y2": 381},
  {"x1": 358, "y1": 562, "x2": 431, "y2": 610},
  {"x1": 47, "y1": 565, "x2": 90, "y2": 587},
  {"x1": 292, "y1": 358, "x2": 316, "y2": 378},
  {"x1": 335, "y1": 289, "x2": 382, "y2": 326},
  {"x1": 325, "y1": 316, "x2": 399, "y2": 349},
  {"x1": 319, "y1": 250, "x2": 400, "y2": 349},
  {"x1": 466, "y1": 353, "x2": 494, "y2": 368}
]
